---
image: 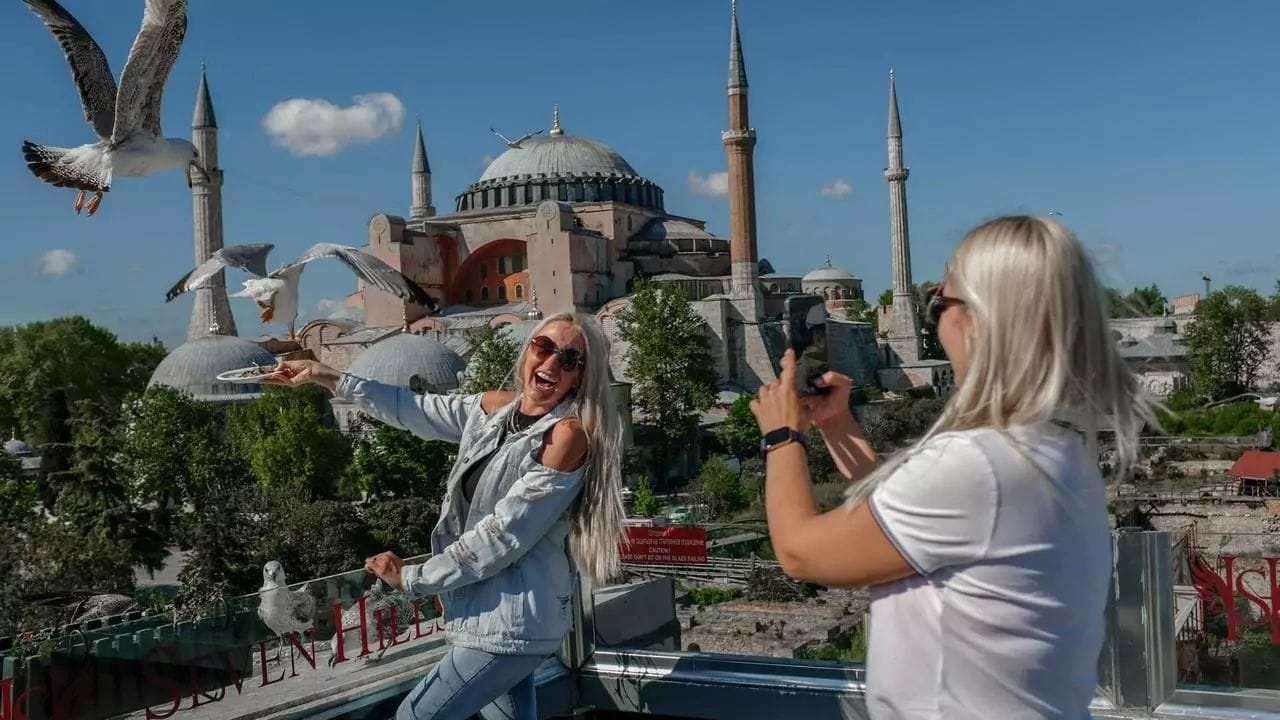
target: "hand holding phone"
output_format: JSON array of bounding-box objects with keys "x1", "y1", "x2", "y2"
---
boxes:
[{"x1": 785, "y1": 294, "x2": 830, "y2": 397}]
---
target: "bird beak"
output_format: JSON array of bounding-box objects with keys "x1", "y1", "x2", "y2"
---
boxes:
[{"x1": 187, "y1": 160, "x2": 206, "y2": 188}]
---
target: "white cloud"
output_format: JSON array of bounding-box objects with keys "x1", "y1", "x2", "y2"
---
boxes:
[
  {"x1": 262, "y1": 93, "x2": 405, "y2": 157},
  {"x1": 820, "y1": 178, "x2": 853, "y2": 198},
  {"x1": 316, "y1": 298, "x2": 364, "y2": 322},
  {"x1": 40, "y1": 249, "x2": 78, "y2": 276},
  {"x1": 687, "y1": 169, "x2": 729, "y2": 198}
]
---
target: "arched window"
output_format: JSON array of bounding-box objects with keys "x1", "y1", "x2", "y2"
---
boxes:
[
  {"x1": 769, "y1": 283, "x2": 779, "y2": 293},
  {"x1": 498, "y1": 285, "x2": 507, "y2": 300},
  {"x1": 479, "y1": 263, "x2": 487, "y2": 279},
  {"x1": 481, "y1": 287, "x2": 490, "y2": 301},
  {"x1": 515, "y1": 284, "x2": 525, "y2": 299},
  {"x1": 409, "y1": 374, "x2": 428, "y2": 394}
]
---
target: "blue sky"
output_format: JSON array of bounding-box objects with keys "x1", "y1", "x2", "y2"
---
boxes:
[{"x1": 1, "y1": 0, "x2": 1278, "y2": 347}]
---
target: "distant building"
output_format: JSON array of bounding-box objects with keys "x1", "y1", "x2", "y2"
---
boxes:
[
  {"x1": 1116, "y1": 317, "x2": 1191, "y2": 399},
  {"x1": 1228, "y1": 450, "x2": 1280, "y2": 496},
  {"x1": 4, "y1": 433, "x2": 41, "y2": 475}
]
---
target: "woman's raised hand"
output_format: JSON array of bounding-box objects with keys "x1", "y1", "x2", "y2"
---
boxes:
[
  {"x1": 261, "y1": 359, "x2": 342, "y2": 392},
  {"x1": 803, "y1": 371, "x2": 855, "y2": 431}
]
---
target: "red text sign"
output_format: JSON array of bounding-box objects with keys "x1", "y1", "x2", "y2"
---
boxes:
[
  {"x1": 621, "y1": 526, "x2": 707, "y2": 564},
  {"x1": 1190, "y1": 553, "x2": 1280, "y2": 644}
]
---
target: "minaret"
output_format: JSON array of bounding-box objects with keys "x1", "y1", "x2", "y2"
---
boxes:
[
  {"x1": 188, "y1": 65, "x2": 236, "y2": 340},
  {"x1": 885, "y1": 69, "x2": 922, "y2": 363},
  {"x1": 722, "y1": 0, "x2": 762, "y2": 321},
  {"x1": 410, "y1": 118, "x2": 435, "y2": 220}
]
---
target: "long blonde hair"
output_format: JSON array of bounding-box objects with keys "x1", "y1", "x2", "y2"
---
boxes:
[
  {"x1": 849, "y1": 215, "x2": 1158, "y2": 504},
  {"x1": 507, "y1": 312, "x2": 625, "y2": 585}
]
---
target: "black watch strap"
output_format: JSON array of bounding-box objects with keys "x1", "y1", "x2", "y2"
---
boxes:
[{"x1": 760, "y1": 427, "x2": 807, "y2": 456}]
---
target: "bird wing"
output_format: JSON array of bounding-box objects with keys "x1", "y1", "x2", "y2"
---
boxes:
[
  {"x1": 111, "y1": 0, "x2": 188, "y2": 144},
  {"x1": 490, "y1": 127, "x2": 514, "y2": 145},
  {"x1": 165, "y1": 244, "x2": 274, "y2": 302},
  {"x1": 22, "y1": 0, "x2": 118, "y2": 141},
  {"x1": 272, "y1": 243, "x2": 439, "y2": 313},
  {"x1": 291, "y1": 588, "x2": 316, "y2": 626}
]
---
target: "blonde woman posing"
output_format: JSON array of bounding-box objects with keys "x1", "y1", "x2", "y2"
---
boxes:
[
  {"x1": 751, "y1": 216, "x2": 1154, "y2": 719},
  {"x1": 268, "y1": 313, "x2": 624, "y2": 720}
]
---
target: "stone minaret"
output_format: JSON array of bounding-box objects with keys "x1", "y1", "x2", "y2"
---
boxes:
[
  {"x1": 410, "y1": 118, "x2": 435, "y2": 220},
  {"x1": 722, "y1": 0, "x2": 761, "y2": 321},
  {"x1": 188, "y1": 65, "x2": 236, "y2": 340},
  {"x1": 885, "y1": 69, "x2": 921, "y2": 363}
]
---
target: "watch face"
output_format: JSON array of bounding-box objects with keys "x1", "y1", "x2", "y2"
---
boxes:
[{"x1": 763, "y1": 428, "x2": 793, "y2": 446}]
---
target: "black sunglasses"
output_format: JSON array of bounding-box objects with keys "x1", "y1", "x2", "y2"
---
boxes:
[
  {"x1": 926, "y1": 286, "x2": 966, "y2": 327},
  {"x1": 529, "y1": 335, "x2": 585, "y2": 371}
]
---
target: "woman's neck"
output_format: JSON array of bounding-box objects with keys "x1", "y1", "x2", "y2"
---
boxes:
[{"x1": 518, "y1": 396, "x2": 557, "y2": 416}]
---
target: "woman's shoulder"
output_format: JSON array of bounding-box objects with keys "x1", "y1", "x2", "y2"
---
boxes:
[
  {"x1": 539, "y1": 418, "x2": 588, "y2": 472},
  {"x1": 480, "y1": 391, "x2": 516, "y2": 414}
]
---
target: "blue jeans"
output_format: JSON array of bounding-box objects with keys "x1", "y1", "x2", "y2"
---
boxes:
[{"x1": 396, "y1": 646, "x2": 548, "y2": 720}]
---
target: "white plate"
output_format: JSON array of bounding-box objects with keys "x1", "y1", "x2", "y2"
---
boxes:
[{"x1": 215, "y1": 365, "x2": 284, "y2": 383}]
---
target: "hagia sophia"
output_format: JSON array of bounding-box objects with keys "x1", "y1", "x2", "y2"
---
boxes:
[{"x1": 147, "y1": 2, "x2": 955, "y2": 430}]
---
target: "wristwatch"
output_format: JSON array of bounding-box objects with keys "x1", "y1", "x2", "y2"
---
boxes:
[{"x1": 760, "y1": 427, "x2": 807, "y2": 457}]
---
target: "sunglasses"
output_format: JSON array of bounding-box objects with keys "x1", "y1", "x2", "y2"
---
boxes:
[
  {"x1": 529, "y1": 335, "x2": 585, "y2": 371},
  {"x1": 926, "y1": 286, "x2": 966, "y2": 327}
]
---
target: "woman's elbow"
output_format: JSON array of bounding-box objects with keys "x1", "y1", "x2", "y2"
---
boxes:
[{"x1": 773, "y1": 540, "x2": 818, "y2": 583}]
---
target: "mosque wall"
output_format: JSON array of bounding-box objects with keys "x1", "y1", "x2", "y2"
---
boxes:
[{"x1": 827, "y1": 319, "x2": 881, "y2": 389}]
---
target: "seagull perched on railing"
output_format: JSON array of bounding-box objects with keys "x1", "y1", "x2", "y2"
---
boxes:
[
  {"x1": 20, "y1": 0, "x2": 203, "y2": 217},
  {"x1": 257, "y1": 561, "x2": 315, "y2": 660},
  {"x1": 164, "y1": 242, "x2": 439, "y2": 339},
  {"x1": 328, "y1": 580, "x2": 415, "y2": 668}
]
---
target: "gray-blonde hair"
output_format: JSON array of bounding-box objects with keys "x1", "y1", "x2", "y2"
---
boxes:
[
  {"x1": 507, "y1": 312, "x2": 625, "y2": 586},
  {"x1": 849, "y1": 215, "x2": 1159, "y2": 504}
]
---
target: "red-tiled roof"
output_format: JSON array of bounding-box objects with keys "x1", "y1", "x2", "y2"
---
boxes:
[{"x1": 1228, "y1": 451, "x2": 1280, "y2": 481}]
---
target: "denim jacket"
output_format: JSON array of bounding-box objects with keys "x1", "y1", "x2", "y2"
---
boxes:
[{"x1": 335, "y1": 373, "x2": 584, "y2": 655}]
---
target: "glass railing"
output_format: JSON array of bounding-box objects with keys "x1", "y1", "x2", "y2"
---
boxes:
[{"x1": 0, "y1": 556, "x2": 448, "y2": 720}]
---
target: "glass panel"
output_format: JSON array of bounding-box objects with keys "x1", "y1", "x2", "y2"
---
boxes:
[{"x1": 0, "y1": 560, "x2": 446, "y2": 720}]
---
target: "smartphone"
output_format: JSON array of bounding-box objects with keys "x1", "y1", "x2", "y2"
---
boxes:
[{"x1": 784, "y1": 294, "x2": 829, "y2": 396}]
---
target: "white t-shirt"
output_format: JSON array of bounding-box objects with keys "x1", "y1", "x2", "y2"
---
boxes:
[{"x1": 865, "y1": 424, "x2": 1109, "y2": 720}]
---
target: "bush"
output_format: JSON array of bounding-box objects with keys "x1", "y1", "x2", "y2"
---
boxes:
[
  {"x1": 688, "y1": 587, "x2": 741, "y2": 607},
  {"x1": 745, "y1": 567, "x2": 819, "y2": 602},
  {"x1": 689, "y1": 455, "x2": 752, "y2": 521},
  {"x1": 256, "y1": 499, "x2": 381, "y2": 581},
  {"x1": 633, "y1": 476, "x2": 660, "y2": 517},
  {"x1": 363, "y1": 498, "x2": 440, "y2": 558}
]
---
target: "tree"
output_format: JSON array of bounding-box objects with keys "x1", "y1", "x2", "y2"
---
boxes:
[
  {"x1": 342, "y1": 417, "x2": 455, "y2": 501},
  {"x1": 716, "y1": 395, "x2": 761, "y2": 458},
  {"x1": 1268, "y1": 280, "x2": 1280, "y2": 323},
  {"x1": 878, "y1": 289, "x2": 893, "y2": 307},
  {"x1": 632, "y1": 476, "x2": 660, "y2": 517},
  {"x1": 47, "y1": 399, "x2": 169, "y2": 573},
  {"x1": 844, "y1": 299, "x2": 878, "y2": 330},
  {"x1": 464, "y1": 325, "x2": 520, "y2": 392},
  {"x1": 120, "y1": 386, "x2": 232, "y2": 510},
  {"x1": 228, "y1": 385, "x2": 351, "y2": 497},
  {"x1": 1106, "y1": 284, "x2": 1169, "y2": 318},
  {"x1": 863, "y1": 397, "x2": 946, "y2": 452},
  {"x1": 0, "y1": 452, "x2": 39, "y2": 525},
  {"x1": 1183, "y1": 286, "x2": 1272, "y2": 399},
  {"x1": 616, "y1": 279, "x2": 718, "y2": 479},
  {"x1": 363, "y1": 498, "x2": 439, "y2": 558},
  {"x1": 688, "y1": 455, "x2": 751, "y2": 521}
]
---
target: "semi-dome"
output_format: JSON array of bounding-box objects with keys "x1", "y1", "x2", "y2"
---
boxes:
[
  {"x1": 456, "y1": 106, "x2": 664, "y2": 213},
  {"x1": 4, "y1": 438, "x2": 33, "y2": 456},
  {"x1": 148, "y1": 335, "x2": 277, "y2": 403},
  {"x1": 348, "y1": 332, "x2": 465, "y2": 393}
]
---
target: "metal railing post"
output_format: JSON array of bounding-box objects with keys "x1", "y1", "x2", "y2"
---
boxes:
[{"x1": 1099, "y1": 529, "x2": 1176, "y2": 710}]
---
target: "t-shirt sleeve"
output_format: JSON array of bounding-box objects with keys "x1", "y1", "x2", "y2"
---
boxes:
[{"x1": 867, "y1": 432, "x2": 999, "y2": 575}]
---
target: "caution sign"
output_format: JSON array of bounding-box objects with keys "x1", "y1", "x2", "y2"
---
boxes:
[{"x1": 621, "y1": 525, "x2": 708, "y2": 564}]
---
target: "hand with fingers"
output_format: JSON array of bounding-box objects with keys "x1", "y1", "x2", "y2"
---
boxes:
[
  {"x1": 750, "y1": 349, "x2": 809, "y2": 435},
  {"x1": 365, "y1": 551, "x2": 406, "y2": 592},
  {"x1": 802, "y1": 370, "x2": 855, "y2": 431},
  {"x1": 261, "y1": 359, "x2": 342, "y2": 392}
]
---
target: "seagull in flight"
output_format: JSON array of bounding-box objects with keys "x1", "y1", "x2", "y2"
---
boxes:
[
  {"x1": 165, "y1": 242, "x2": 440, "y2": 339},
  {"x1": 20, "y1": 0, "x2": 203, "y2": 217},
  {"x1": 490, "y1": 127, "x2": 543, "y2": 149}
]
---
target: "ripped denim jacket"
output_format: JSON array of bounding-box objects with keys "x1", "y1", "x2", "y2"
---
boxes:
[{"x1": 335, "y1": 373, "x2": 584, "y2": 655}]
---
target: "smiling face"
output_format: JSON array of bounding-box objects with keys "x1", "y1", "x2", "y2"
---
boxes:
[{"x1": 521, "y1": 320, "x2": 587, "y2": 413}]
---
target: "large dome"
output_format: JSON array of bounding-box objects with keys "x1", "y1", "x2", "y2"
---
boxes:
[
  {"x1": 149, "y1": 335, "x2": 277, "y2": 403},
  {"x1": 479, "y1": 134, "x2": 639, "y2": 183},
  {"x1": 348, "y1": 332, "x2": 465, "y2": 393},
  {"x1": 455, "y1": 107, "x2": 664, "y2": 214},
  {"x1": 803, "y1": 259, "x2": 858, "y2": 284}
]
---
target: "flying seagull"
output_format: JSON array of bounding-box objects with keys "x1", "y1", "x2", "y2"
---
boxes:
[
  {"x1": 20, "y1": 0, "x2": 202, "y2": 216},
  {"x1": 257, "y1": 561, "x2": 315, "y2": 661},
  {"x1": 328, "y1": 580, "x2": 415, "y2": 668},
  {"x1": 165, "y1": 242, "x2": 440, "y2": 339},
  {"x1": 490, "y1": 127, "x2": 543, "y2": 149}
]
